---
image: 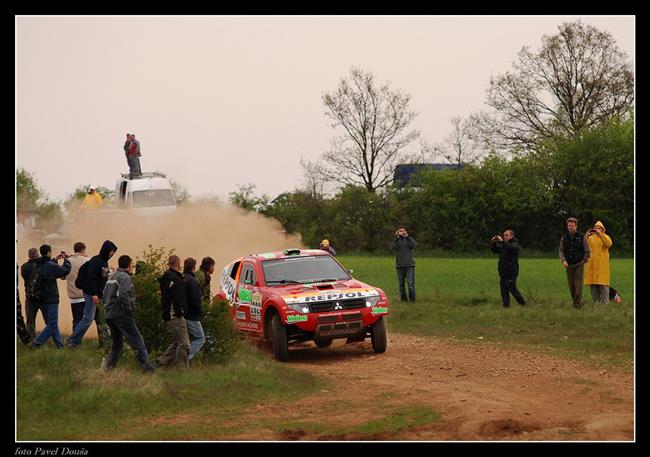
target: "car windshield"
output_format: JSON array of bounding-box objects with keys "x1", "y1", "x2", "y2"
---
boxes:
[
  {"x1": 131, "y1": 189, "x2": 176, "y2": 208},
  {"x1": 262, "y1": 256, "x2": 351, "y2": 285}
]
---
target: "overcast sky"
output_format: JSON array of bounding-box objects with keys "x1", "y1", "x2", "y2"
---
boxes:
[{"x1": 16, "y1": 15, "x2": 634, "y2": 203}]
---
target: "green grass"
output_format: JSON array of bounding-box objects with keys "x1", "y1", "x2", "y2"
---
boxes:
[
  {"x1": 16, "y1": 342, "x2": 323, "y2": 441},
  {"x1": 338, "y1": 256, "x2": 634, "y2": 368}
]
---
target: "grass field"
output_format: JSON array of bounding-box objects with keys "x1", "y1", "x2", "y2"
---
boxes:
[
  {"x1": 337, "y1": 256, "x2": 634, "y2": 368},
  {"x1": 16, "y1": 341, "x2": 323, "y2": 441}
]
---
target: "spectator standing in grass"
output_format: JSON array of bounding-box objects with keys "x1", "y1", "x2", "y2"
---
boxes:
[
  {"x1": 183, "y1": 258, "x2": 206, "y2": 362},
  {"x1": 490, "y1": 229, "x2": 526, "y2": 308},
  {"x1": 21, "y1": 247, "x2": 45, "y2": 340},
  {"x1": 559, "y1": 218, "x2": 590, "y2": 309},
  {"x1": 195, "y1": 256, "x2": 215, "y2": 305},
  {"x1": 392, "y1": 225, "x2": 417, "y2": 303},
  {"x1": 157, "y1": 255, "x2": 190, "y2": 368},
  {"x1": 584, "y1": 221, "x2": 613, "y2": 304}
]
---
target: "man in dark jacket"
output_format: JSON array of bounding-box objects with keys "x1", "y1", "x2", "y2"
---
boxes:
[
  {"x1": 16, "y1": 263, "x2": 31, "y2": 344},
  {"x1": 65, "y1": 240, "x2": 117, "y2": 348},
  {"x1": 559, "y1": 217, "x2": 590, "y2": 308},
  {"x1": 157, "y1": 255, "x2": 190, "y2": 368},
  {"x1": 490, "y1": 229, "x2": 526, "y2": 308},
  {"x1": 28, "y1": 245, "x2": 71, "y2": 349},
  {"x1": 103, "y1": 255, "x2": 155, "y2": 373},
  {"x1": 392, "y1": 226, "x2": 417, "y2": 302},
  {"x1": 20, "y1": 247, "x2": 46, "y2": 340},
  {"x1": 183, "y1": 258, "x2": 205, "y2": 361}
]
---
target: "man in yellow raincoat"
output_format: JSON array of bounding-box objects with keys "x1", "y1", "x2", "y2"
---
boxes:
[
  {"x1": 81, "y1": 186, "x2": 103, "y2": 210},
  {"x1": 584, "y1": 220, "x2": 613, "y2": 304}
]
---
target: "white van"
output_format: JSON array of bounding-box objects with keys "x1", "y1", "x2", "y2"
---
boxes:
[{"x1": 115, "y1": 171, "x2": 176, "y2": 215}]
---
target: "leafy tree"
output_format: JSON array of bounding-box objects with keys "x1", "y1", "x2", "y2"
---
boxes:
[
  {"x1": 16, "y1": 168, "x2": 42, "y2": 213},
  {"x1": 473, "y1": 20, "x2": 633, "y2": 154},
  {"x1": 228, "y1": 183, "x2": 269, "y2": 212},
  {"x1": 314, "y1": 66, "x2": 420, "y2": 193},
  {"x1": 16, "y1": 167, "x2": 63, "y2": 232}
]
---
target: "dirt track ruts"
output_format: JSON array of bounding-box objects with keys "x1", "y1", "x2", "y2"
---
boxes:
[{"x1": 225, "y1": 333, "x2": 634, "y2": 441}]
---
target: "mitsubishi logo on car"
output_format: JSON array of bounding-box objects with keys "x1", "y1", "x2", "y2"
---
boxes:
[{"x1": 334, "y1": 302, "x2": 343, "y2": 310}]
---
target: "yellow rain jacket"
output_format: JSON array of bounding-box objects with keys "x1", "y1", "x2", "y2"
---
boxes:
[
  {"x1": 81, "y1": 192, "x2": 103, "y2": 209},
  {"x1": 584, "y1": 221, "x2": 612, "y2": 286}
]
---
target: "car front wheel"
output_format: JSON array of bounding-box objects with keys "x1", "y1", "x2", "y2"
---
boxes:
[
  {"x1": 271, "y1": 314, "x2": 289, "y2": 362},
  {"x1": 371, "y1": 317, "x2": 387, "y2": 353}
]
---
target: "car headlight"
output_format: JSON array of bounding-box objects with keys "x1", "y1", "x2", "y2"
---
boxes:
[
  {"x1": 365, "y1": 295, "x2": 380, "y2": 307},
  {"x1": 287, "y1": 303, "x2": 310, "y2": 314}
]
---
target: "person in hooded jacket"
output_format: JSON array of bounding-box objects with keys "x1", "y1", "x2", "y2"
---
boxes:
[
  {"x1": 584, "y1": 220, "x2": 613, "y2": 304},
  {"x1": 28, "y1": 245, "x2": 71, "y2": 348},
  {"x1": 102, "y1": 255, "x2": 155, "y2": 373},
  {"x1": 157, "y1": 255, "x2": 190, "y2": 368},
  {"x1": 65, "y1": 240, "x2": 117, "y2": 348},
  {"x1": 490, "y1": 229, "x2": 526, "y2": 308}
]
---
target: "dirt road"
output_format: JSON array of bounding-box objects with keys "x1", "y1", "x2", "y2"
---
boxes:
[{"x1": 227, "y1": 334, "x2": 634, "y2": 441}]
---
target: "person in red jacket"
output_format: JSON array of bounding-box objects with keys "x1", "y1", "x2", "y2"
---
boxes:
[{"x1": 125, "y1": 133, "x2": 142, "y2": 178}]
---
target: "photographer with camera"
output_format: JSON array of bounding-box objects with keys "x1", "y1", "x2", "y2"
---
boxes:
[
  {"x1": 584, "y1": 221, "x2": 613, "y2": 304},
  {"x1": 392, "y1": 225, "x2": 417, "y2": 303},
  {"x1": 27, "y1": 245, "x2": 71, "y2": 349},
  {"x1": 490, "y1": 230, "x2": 526, "y2": 308}
]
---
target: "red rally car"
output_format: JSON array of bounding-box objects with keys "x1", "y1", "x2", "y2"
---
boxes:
[{"x1": 217, "y1": 248, "x2": 389, "y2": 361}]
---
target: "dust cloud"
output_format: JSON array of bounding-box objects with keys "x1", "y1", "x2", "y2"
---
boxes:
[{"x1": 16, "y1": 203, "x2": 304, "y2": 338}]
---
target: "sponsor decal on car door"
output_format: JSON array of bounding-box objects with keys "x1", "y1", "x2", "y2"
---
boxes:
[{"x1": 235, "y1": 263, "x2": 262, "y2": 332}]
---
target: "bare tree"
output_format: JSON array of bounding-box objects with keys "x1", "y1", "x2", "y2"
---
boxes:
[
  {"x1": 428, "y1": 115, "x2": 486, "y2": 166},
  {"x1": 473, "y1": 20, "x2": 634, "y2": 155},
  {"x1": 317, "y1": 66, "x2": 420, "y2": 193},
  {"x1": 299, "y1": 156, "x2": 326, "y2": 198}
]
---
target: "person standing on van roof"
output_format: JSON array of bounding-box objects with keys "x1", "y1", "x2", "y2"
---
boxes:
[
  {"x1": 125, "y1": 133, "x2": 142, "y2": 178},
  {"x1": 81, "y1": 186, "x2": 103, "y2": 210}
]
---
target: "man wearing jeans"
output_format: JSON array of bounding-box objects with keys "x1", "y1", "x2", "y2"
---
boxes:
[
  {"x1": 28, "y1": 245, "x2": 71, "y2": 349},
  {"x1": 183, "y1": 258, "x2": 205, "y2": 362},
  {"x1": 392, "y1": 226, "x2": 417, "y2": 303},
  {"x1": 559, "y1": 218, "x2": 590, "y2": 309},
  {"x1": 65, "y1": 240, "x2": 117, "y2": 348},
  {"x1": 103, "y1": 255, "x2": 155, "y2": 373}
]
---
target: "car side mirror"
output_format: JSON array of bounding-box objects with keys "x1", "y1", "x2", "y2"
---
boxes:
[{"x1": 348, "y1": 269, "x2": 354, "y2": 274}]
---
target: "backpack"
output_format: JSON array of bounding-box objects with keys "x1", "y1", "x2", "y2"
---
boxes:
[
  {"x1": 75, "y1": 261, "x2": 89, "y2": 290},
  {"x1": 26, "y1": 263, "x2": 46, "y2": 301}
]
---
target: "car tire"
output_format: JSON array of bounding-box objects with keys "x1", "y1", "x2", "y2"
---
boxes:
[
  {"x1": 271, "y1": 314, "x2": 289, "y2": 362},
  {"x1": 315, "y1": 339, "x2": 333, "y2": 348},
  {"x1": 371, "y1": 317, "x2": 387, "y2": 353}
]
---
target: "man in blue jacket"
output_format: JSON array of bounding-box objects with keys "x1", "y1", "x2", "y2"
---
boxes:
[
  {"x1": 28, "y1": 245, "x2": 71, "y2": 349},
  {"x1": 65, "y1": 240, "x2": 117, "y2": 348}
]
